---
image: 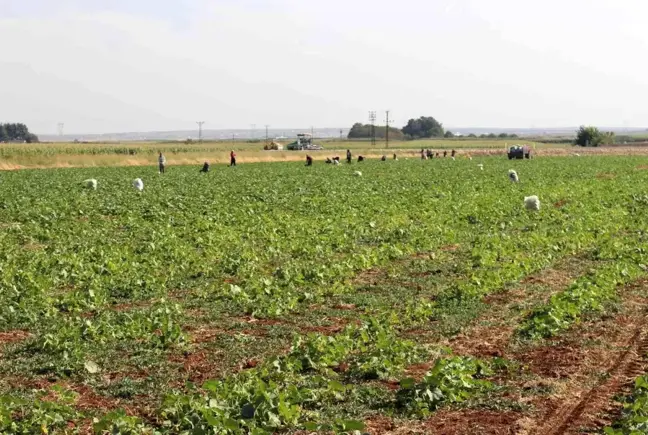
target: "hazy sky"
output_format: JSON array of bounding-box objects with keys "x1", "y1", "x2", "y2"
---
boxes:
[{"x1": 2, "y1": 0, "x2": 648, "y2": 134}]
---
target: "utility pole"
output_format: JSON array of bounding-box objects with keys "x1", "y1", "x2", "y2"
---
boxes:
[
  {"x1": 369, "y1": 111, "x2": 376, "y2": 147},
  {"x1": 265, "y1": 125, "x2": 269, "y2": 146},
  {"x1": 385, "y1": 110, "x2": 391, "y2": 148},
  {"x1": 196, "y1": 121, "x2": 205, "y2": 143}
]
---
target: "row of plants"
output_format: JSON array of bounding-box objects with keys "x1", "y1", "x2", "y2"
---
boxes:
[{"x1": 604, "y1": 375, "x2": 648, "y2": 434}]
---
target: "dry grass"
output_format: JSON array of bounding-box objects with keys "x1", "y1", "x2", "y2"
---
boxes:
[{"x1": 1, "y1": 145, "x2": 647, "y2": 170}]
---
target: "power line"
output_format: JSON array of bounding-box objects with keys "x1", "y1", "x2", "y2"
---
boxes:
[
  {"x1": 385, "y1": 110, "x2": 391, "y2": 148},
  {"x1": 196, "y1": 121, "x2": 205, "y2": 142},
  {"x1": 368, "y1": 111, "x2": 376, "y2": 147}
]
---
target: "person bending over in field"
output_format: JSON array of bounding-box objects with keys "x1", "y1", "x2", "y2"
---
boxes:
[
  {"x1": 426, "y1": 149, "x2": 433, "y2": 159},
  {"x1": 451, "y1": 149, "x2": 456, "y2": 158},
  {"x1": 357, "y1": 155, "x2": 365, "y2": 162},
  {"x1": 346, "y1": 149, "x2": 352, "y2": 164},
  {"x1": 158, "y1": 152, "x2": 166, "y2": 173},
  {"x1": 443, "y1": 150, "x2": 447, "y2": 158},
  {"x1": 230, "y1": 150, "x2": 237, "y2": 167},
  {"x1": 305, "y1": 155, "x2": 313, "y2": 166},
  {"x1": 200, "y1": 162, "x2": 210, "y2": 173},
  {"x1": 325, "y1": 157, "x2": 332, "y2": 164},
  {"x1": 381, "y1": 155, "x2": 386, "y2": 161}
]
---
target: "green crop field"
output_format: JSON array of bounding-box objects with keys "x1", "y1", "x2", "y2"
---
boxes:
[{"x1": 1, "y1": 156, "x2": 648, "y2": 434}]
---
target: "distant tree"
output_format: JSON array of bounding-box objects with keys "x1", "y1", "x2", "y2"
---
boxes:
[
  {"x1": 401, "y1": 116, "x2": 444, "y2": 139},
  {"x1": 347, "y1": 123, "x2": 368, "y2": 139},
  {"x1": 479, "y1": 134, "x2": 488, "y2": 138},
  {"x1": 498, "y1": 133, "x2": 508, "y2": 138},
  {"x1": 467, "y1": 133, "x2": 477, "y2": 138},
  {"x1": 0, "y1": 123, "x2": 38, "y2": 142},
  {"x1": 347, "y1": 122, "x2": 403, "y2": 140},
  {"x1": 509, "y1": 133, "x2": 519, "y2": 138},
  {"x1": 487, "y1": 133, "x2": 497, "y2": 139},
  {"x1": 444, "y1": 130, "x2": 454, "y2": 138},
  {"x1": 574, "y1": 126, "x2": 613, "y2": 147}
]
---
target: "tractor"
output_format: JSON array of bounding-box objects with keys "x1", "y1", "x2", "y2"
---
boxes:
[
  {"x1": 286, "y1": 133, "x2": 323, "y2": 151},
  {"x1": 508, "y1": 145, "x2": 531, "y2": 160}
]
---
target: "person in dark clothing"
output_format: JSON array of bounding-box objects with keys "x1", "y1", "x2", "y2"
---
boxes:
[
  {"x1": 333, "y1": 156, "x2": 340, "y2": 162},
  {"x1": 325, "y1": 157, "x2": 332, "y2": 164},
  {"x1": 158, "y1": 152, "x2": 166, "y2": 174},
  {"x1": 451, "y1": 149, "x2": 456, "y2": 157},
  {"x1": 381, "y1": 155, "x2": 386, "y2": 161},
  {"x1": 435, "y1": 152, "x2": 440, "y2": 158},
  {"x1": 426, "y1": 149, "x2": 433, "y2": 159},
  {"x1": 393, "y1": 153, "x2": 397, "y2": 160},
  {"x1": 200, "y1": 162, "x2": 210, "y2": 173},
  {"x1": 357, "y1": 155, "x2": 365, "y2": 162},
  {"x1": 230, "y1": 151, "x2": 237, "y2": 167},
  {"x1": 443, "y1": 151, "x2": 447, "y2": 157},
  {"x1": 305, "y1": 155, "x2": 313, "y2": 166},
  {"x1": 346, "y1": 149, "x2": 352, "y2": 164}
]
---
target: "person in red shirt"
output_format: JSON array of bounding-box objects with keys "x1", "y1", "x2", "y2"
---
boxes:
[{"x1": 230, "y1": 151, "x2": 236, "y2": 167}]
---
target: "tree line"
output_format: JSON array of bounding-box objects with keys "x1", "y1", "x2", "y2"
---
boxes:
[
  {"x1": 348, "y1": 116, "x2": 519, "y2": 140},
  {"x1": 0, "y1": 123, "x2": 39, "y2": 143}
]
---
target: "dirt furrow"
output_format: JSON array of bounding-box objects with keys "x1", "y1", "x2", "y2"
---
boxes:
[{"x1": 538, "y1": 329, "x2": 648, "y2": 435}]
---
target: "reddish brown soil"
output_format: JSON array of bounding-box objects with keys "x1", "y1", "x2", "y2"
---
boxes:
[
  {"x1": 186, "y1": 326, "x2": 225, "y2": 344},
  {"x1": 300, "y1": 324, "x2": 344, "y2": 335},
  {"x1": 527, "y1": 296, "x2": 648, "y2": 435},
  {"x1": 553, "y1": 199, "x2": 569, "y2": 208},
  {"x1": 167, "y1": 349, "x2": 223, "y2": 385},
  {"x1": 0, "y1": 330, "x2": 31, "y2": 344},
  {"x1": 448, "y1": 258, "x2": 588, "y2": 359},
  {"x1": 390, "y1": 262, "x2": 648, "y2": 435},
  {"x1": 365, "y1": 410, "x2": 522, "y2": 434}
]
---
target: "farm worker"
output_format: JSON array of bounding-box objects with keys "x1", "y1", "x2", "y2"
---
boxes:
[
  {"x1": 230, "y1": 150, "x2": 237, "y2": 167},
  {"x1": 305, "y1": 155, "x2": 313, "y2": 166},
  {"x1": 451, "y1": 149, "x2": 456, "y2": 158},
  {"x1": 158, "y1": 152, "x2": 166, "y2": 173},
  {"x1": 381, "y1": 155, "x2": 386, "y2": 161},
  {"x1": 200, "y1": 162, "x2": 210, "y2": 173},
  {"x1": 346, "y1": 149, "x2": 352, "y2": 164},
  {"x1": 393, "y1": 153, "x2": 397, "y2": 160},
  {"x1": 443, "y1": 150, "x2": 447, "y2": 158},
  {"x1": 421, "y1": 149, "x2": 426, "y2": 160},
  {"x1": 357, "y1": 156, "x2": 365, "y2": 162},
  {"x1": 427, "y1": 149, "x2": 433, "y2": 159}
]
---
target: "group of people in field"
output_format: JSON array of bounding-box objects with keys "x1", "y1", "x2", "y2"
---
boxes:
[
  {"x1": 420, "y1": 149, "x2": 456, "y2": 160},
  {"x1": 156, "y1": 151, "x2": 237, "y2": 174},
  {"x1": 157, "y1": 147, "x2": 456, "y2": 172}
]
